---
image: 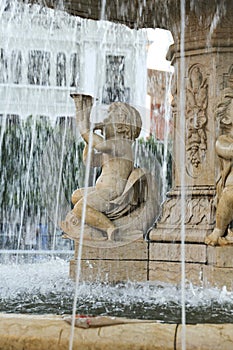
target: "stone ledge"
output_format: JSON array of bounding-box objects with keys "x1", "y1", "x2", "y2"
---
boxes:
[
  {"x1": 1, "y1": 314, "x2": 233, "y2": 350},
  {"x1": 0, "y1": 314, "x2": 176, "y2": 350},
  {"x1": 78, "y1": 239, "x2": 148, "y2": 260},
  {"x1": 149, "y1": 227, "x2": 210, "y2": 243},
  {"x1": 150, "y1": 242, "x2": 207, "y2": 263}
]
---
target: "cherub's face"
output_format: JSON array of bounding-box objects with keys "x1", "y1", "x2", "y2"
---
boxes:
[
  {"x1": 221, "y1": 99, "x2": 233, "y2": 136},
  {"x1": 104, "y1": 122, "x2": 130, "y2": 139},
  {"x1": 104, "y1": 108, "x2": 131, "y2": 139}
]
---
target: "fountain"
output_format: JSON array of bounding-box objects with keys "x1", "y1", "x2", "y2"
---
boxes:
[
  {"x1": 53, "y1": 0, "x2": 233, "y2": 289},
  {"x1": 1, "y1": 0, "x2": 233, "y2": 349}
]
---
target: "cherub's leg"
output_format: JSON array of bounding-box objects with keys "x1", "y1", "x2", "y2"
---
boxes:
[
  {"x1": 71, "y1": 187, "x2": 94, "y2": 205},
  {"x1": 72, "y1": 194, "x2": 118, "y2": 240},
  {"x1": 205, "y1": 188, "x2": 233, "y2": 246}
]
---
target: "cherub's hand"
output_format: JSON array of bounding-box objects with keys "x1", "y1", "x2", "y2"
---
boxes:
[
  {"x1": 82, "y1": 95, "x2": 93, "y2": 110},
  {"x1": 70, "y1": 94, "x2": 83, "y2": 110},
  {"x1": 71, "y1": 94, "x2": 93, "y2": 123}
]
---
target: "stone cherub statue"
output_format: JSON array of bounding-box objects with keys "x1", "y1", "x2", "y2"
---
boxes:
[
  {"x1": 205, "y1": 87, "x2": 233, "y2": 246},
  {"x1": 60, "y1": 94, "x2": 159, "y2": 244}
]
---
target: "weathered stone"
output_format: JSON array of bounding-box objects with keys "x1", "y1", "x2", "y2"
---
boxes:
[
  {"x1": 149, "y1": 262, "x2": 203, "y2": 285},
  {"x1": 2, "y1": 314, "x2": 233, "y2": 350},
  {"x1": 79, "y1": 239, "x2": 148, "y2": 260},
  {"x1": 30, "y1": 0, "x2": 233, "y2": 289},
  {"x1": 149, "y1": 227, "x2": 209, "y2": 243},
  {"x1": 207, "y1": 246, "x2": 233, "y2": 268},
  {"x1": 203, "y1": 265, "x2": 233, "y2": 289},
  {"x1": 150, "y1": 242, "x2": 207, "y2": 263},
  {"x1": 70, "y1": 239, "x2": 149, "y2": 282},
  {"x1": 176, "y1": 324, "x2": 233, "y2": 350},
  {"x1": 149, "y1": 2, "x2": 233, "y2": 271},
  {"x1": 35, "y1": 0, "x2": 233, "y2": 39},
  {"x1": 0, "y1": 313, "x2": 177, "y2": 350},
  {"x1": 70, "y1": 259, "x2": 148, "y2": 283}
]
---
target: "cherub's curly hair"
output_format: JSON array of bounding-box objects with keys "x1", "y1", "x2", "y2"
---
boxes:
[
  {"x1": 216, "y1": 88, "x2": 233, "y2": 131},
  {"x1": 104, "y1": 102, "x2": 142, "y2": 140}
]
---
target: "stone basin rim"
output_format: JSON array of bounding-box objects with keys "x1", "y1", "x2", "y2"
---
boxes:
[{"x1": 1, "y1": 313, "x2": 233, "y2": 350}]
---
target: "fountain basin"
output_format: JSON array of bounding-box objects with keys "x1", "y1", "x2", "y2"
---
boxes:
[{"x1": 2, "y1": 258, "x2": 233, "y2": 324}]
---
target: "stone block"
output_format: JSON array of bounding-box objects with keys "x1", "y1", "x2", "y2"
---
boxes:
[
  {"x1": 0, "y1": 313, "x2": 177, "y2": 350},
  {"x1": 70, "y1": 259, "x2": 148, "y2": 283},
  {"x1": 149, "y1": 227, "x2": 210, "y2": 243},
  {"x1": 149, "y1": 261, "x2": 203, "y2": 285},
  {"x1": 176, "y1": 324, "x2": 233, "y2": 350},
  {"x1": 78, "y1": 239, "x2": 148, "y2": 260},
  {"x1": 149, "y1": 242, "x2": 207, "y2": 263},
  {"x1": 203, "y1": 265, "x2": 233, "y2": 290},
  {"x1": 207, "y1": 246, "x2": 233, "y2": 267}
]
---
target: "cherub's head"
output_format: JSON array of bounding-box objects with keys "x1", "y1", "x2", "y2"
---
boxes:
[
  {"x1": 103, "y1": 102, "x2": 142, "y2": 140},
  {"x1": 216, "y1": 88, "x2": 233, "y2": 135}
]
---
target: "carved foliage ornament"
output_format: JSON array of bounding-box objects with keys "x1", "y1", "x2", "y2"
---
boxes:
[
  {"x1": 186, "y1": 64, "x2": 208, "y2": 176},
  {"x1": 159, "y1": 197, "x2": 214, "y2": 226}
]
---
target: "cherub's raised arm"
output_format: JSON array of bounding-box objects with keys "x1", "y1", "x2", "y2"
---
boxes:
[
  {"x1": 71, "y1": 94, "x2": 103, "y2": 147},
  {"x1": 71, "y1": 94, "x2": 92, "y2": 139}
]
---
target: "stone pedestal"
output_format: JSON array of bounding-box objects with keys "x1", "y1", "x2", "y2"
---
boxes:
[
  {"x1": 70, "y1": 239, "x2": 148, "y2": 282},
  {"x1": 70, "y1": 238, "x2": 233, "y2": 289},
  {"x1": 148, "y1": 243, "x2": 233, "y2": 289},
  {"x1": 66, "y1": 1, "x2": 233, "y2": 289},
  {"x1": 203, "y1": 246, "x2": 233, "y2": 289},
  {"x1": 148, "y1": 1, "x2": 233, "y2": 288}
]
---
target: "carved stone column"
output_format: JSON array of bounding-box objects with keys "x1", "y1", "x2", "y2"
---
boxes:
[
  {"x1": 150, "y1": 1, "x2": 233, "y2": 244},
  {"x1": 148, "y1": 1, "x2": 233, "y2": 287}
]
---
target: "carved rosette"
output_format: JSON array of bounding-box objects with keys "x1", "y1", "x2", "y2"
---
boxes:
[{"x1": 185, "y1": 64, "x2": 208, "y2": 177}]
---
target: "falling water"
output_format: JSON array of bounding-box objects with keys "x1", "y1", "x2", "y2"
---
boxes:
[
  {"x1": 100, "y1": 0, "x2": 106, "y2": 20},
  {"x1": 52, "y1": 118, "x2": 68, "y2": 251},
  {"x1": 0, "y1": 0, "x2": 84, "y2": 255},
  {"x1": 180, "y1": 0, "x2": 186, "y2": 348},
  {"x1": 16, "y1": 115, "x2": 37, "y2": 260},
  {"x1": 162, "y1": 71, "x2": 173, "y2": 202},
  {"x1": 68, "y1": 102, "x2": 99, "y2": 350}
]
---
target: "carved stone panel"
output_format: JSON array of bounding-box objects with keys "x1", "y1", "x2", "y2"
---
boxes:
[
  {"x1": 172, "y1": 49, "x2": 229, "y2": 188},
  {"x1": 185, "y1": 64, "x2": 208, "y2": 178},
  {"x1": 159, "y1": 196, "x2": 215, "y2": 227}
]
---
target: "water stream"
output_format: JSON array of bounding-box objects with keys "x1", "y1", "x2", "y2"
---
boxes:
[{"x1": 180, "y1": 0, "x2": 186, "y2": 348}]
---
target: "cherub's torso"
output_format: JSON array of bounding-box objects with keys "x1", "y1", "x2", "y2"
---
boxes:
[{"x1": 95, "y1": 139, "x2": 134, "y2": 199}]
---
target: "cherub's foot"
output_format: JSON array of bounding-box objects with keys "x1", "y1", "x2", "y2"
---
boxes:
[
  {"x1": 205, "y1": 228, "x2": 223, "y2": 246},
  {"x1": 107, "y1": 227, "x2": 120, "y2": 241},
  {"x1": 218, "y1": 229, "x2": 233, "y2": 246}
]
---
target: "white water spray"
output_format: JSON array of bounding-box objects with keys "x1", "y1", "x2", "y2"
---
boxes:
[
  {"x1": 68, "y1": 107, "x2": 96, "y2": 350},
  {"x1": 162, "y1": 71, "x2": 173, "y2": 201},
  {"x1": 180, "y1": 0, "x2": 186, "y2": 348}
]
